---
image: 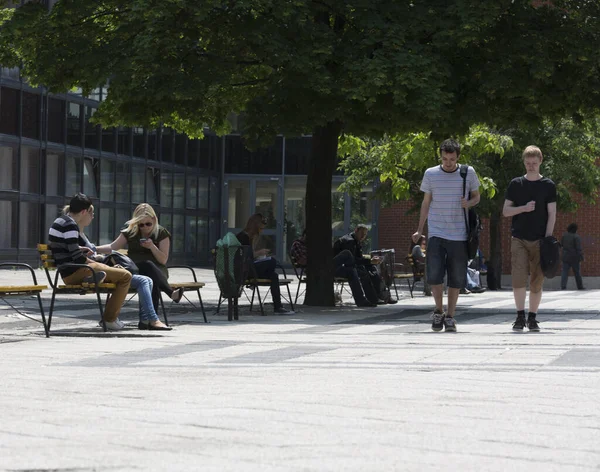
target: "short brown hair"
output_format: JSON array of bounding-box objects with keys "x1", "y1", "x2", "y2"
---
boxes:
[{"x1": 522, "y1": 145, "x2": 543, "y2": 160}]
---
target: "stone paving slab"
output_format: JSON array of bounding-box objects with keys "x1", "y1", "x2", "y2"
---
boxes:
[{"x1": 1, "y1": 267, "x2": 600, "y2": 471}]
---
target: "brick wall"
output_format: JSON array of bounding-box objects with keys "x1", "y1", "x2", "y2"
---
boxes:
[{"x1": 378, "y1": 199, "x2": 599, "y2": 276}]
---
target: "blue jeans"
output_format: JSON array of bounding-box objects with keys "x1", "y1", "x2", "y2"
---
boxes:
[
  {"x1": 426, "y1": 237, "x2": 468, "y2": 289},
  {"x1": 130, "y1": 275, "x2": 159, "y2": 323}
]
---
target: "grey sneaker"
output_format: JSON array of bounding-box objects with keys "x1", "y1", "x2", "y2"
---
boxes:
[
  {"x1": 98, "y1": 319, "x2": 125, "y2": 331},
  {"x1": 273, "y1": 307, "x2": 295, "y2": 315},
  {"x1": 444, "y1": 316, "x2": 457, "y2": 332},
  {"x1": 83, "y1": 271, "x2": 107, "y2": 285},
  {"x1": 431, "y1": 309, "x2": 445, "y2": 332}
]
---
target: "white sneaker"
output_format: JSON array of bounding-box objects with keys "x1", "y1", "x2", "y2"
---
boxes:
[{"x1": 98, "y1": 319, "x2": 125, "y2": 331}]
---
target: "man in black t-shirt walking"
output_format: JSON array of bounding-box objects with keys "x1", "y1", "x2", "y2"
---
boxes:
[{"x1": 503, "y1": 145, "x2": 557, "y2": 331}]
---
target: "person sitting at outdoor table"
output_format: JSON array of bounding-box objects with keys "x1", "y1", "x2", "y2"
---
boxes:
[
  {"x1": 237, "y1": 213, "x2": 294, "y2": 314},
  {"x1": 96, "y1": 203, "x2": 183, "y2": 313},
  {"x1": 48, "y1": 193, "x2": 132, "y2": 331},
  {"x1": 333, "y1": 224, "x2": 397, "y2": 304},
  {"x1": 292, "y1": 230, "x2": 375, "y2": 307},
  {"x1": 78, "y1": 208, "x2": 171, "y2": 331}
]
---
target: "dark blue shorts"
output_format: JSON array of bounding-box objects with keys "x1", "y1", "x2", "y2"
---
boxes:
[{"x1": 426, "y1": 237, "x2": 468, "y2": 288}]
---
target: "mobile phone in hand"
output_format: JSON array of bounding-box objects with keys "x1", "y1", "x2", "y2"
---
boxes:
[{"x1": 140, "y1": 238, "x2": 148, "y2": 243}]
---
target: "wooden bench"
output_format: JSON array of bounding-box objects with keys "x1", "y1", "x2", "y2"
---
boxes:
[
  {"x1": 38, "y1": 244, "x2": 123, "y2": 335},
  {"x1": 162, "y1": 267, "x2": 207, "y2": 323},
  {"x1": 0, "y1": 262, "x2": 48, "y2": 337}
]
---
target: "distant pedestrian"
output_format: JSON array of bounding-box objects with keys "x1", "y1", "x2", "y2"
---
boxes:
[
  {"x1": 503, "y1": 145, "x2": 557, "y2": 332},
  {"x1": 412, "y1": 139, "x2": 481, "y2": 332},
  {"x1": 560, "y1": 223, "x2": 585, "y2": 290}
]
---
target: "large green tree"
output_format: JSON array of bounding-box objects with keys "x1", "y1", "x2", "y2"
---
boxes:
[{"x1": 2, "y1": 0, "x2": 600, "y2": 304}]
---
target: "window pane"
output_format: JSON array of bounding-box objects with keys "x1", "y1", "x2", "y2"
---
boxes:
[
  {"x1": 115, "y1": 208, "x2": 129, "y2": 233},
  {"x1": 115, "y1": 162, "x2": 130, "y2": 202},
  {"x1": 227, "y1": 180, "x2": 250, "y2": 229},
  {"x1": 44, "y1": 204, "x2": 60, "y2": 244},
  {"x1": 22, "y1": 92, "x2": 40, "y2": 140},
  {"x1": 161, "y1": 129, "x2": 173, "y2": 162},
  {"x1": 0, "y1": 87, "x2": 19, "y2": 136},
  {"x1": 99, "y1": 207, "x2": 115, "y2": 244},
  {"x1": 350, "y1": 191, "x2": 374, "y2": 228},
  {"x1": 67, "y1": 102, "x2": 82, "y2": 147},
  {"x1": 255, "y1": 180, "x2": 278, "y2": 228},
  {"x1": 101, "y1": 127, "x2": 116, "y2": 153},
  {"x1": 160, "y1": 213, "x2": 172, "y2": 238},
  {"x1": 19, "y1": 202, "x2": 40, "y2": 249},
  {"x1": 210, "y1": 177, "x2": 220, "y2": 213},
  {"x1": 284, "y1": 176, "x2": 306, "y2": 262},
  {"x1": 285, "y1": 137, "x2": 311, "y2": 175},
  {"x1": 188, "y1": 138, "x2": 199, "y2": 168},
  {"x1": 20, "y1": 146, "x2": 40, "y2": 193},
  {"x1": 117, "y1": 127, "x2": 130, "y2": 155},
  {"x1": 0, "y1": 201, "x2": 17, "y2": 248},
  {"x1": 172, "y1": 214, "x2": 184, "y2": 252},
  {"x1": 132, "y1": 164, "x2": 145, "y2": 203},
  {"x1": 199, "y1": 217, "x2": 208, "y2": 257},
  {"x1": 47, "y1": 98, "x2": 65, "y2": 144},
  {"x1": 146, "y1": 168, "x2": 159, "y2": 204},
  {"x1": 132, "y1": 127, "x2": 145, "y2": 158},
  {"x1": 161, "y1": 169, "x2": 172, "y2": 207},
  {"x1": 0, "y1": 145, "x2": 18, "y2": 190},
  {"x1": 83, "y1": 157, "x2": 99, "y2": 198},
  {"x1": 185, "y1": 216, "x2": 197, "y2": 252},
  {"x1": 174, "y1": 133, "x2": 187, "y2": 165},
  {"x1": 198, "y1": 177, "x2": 209, "y2": 210},
  {"x1": 84, "y1": 106, "x2": 100, "y2": 150},
  {"x1": 45, "y1": 151, "x2": 64, "y2": 196},
  {"x1": 100, "y1": 160, "x2": 115, "y2": 200},
  {"x1": 173, "y1": 172, "x2": 185, "y2": 209},
  {"x1": 148, "y1": 129, "x2": 159, "y2": 161},
  {"x1": 186, "y1": 175, "x2": 197, "y2": 209},
  {"x1": 65, "y1": 155, "x2": 82, "y2": 196},
  {"x1": 224, "y1": 136, "x2": 282, "y2": 174}
]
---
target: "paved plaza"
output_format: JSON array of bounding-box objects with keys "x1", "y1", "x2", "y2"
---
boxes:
[{"x1": 1, "y1": 267, "x2": 600, "y2": 471}]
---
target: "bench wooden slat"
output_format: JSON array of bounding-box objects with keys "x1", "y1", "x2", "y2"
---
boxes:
[
  {"x1": 0, "y1": 285, "x2": 47, "y2": 294},
  {"x1": 247, "y1": 278, "x2": 294, "y2": 284},
  {"x1": 170, "y1": 282, "x2": 205, "y2": 289}
]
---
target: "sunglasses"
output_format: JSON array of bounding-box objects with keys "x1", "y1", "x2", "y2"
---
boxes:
[{"x1": 138, "y1": 222, "x2": 153, "y2": 227}]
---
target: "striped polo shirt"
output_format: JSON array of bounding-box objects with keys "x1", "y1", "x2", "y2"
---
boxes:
[
  {"x1": 48, "y1": 214, "x2": 87, "y2": 277},
  {"x1": 420, "y1": 164, "x2": 480, "y2": 241}
]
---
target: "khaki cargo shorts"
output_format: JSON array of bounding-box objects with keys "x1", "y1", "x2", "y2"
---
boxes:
[{"x1": 511, "y1": 237, "x2": 544, "y2": 292}]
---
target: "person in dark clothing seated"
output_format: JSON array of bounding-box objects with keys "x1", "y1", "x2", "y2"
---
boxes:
[
  {"x1": 237, "y1": 213, "x2": 294, "y2": 314},
  {"x1": 333, "y1": 224, "x2": 397, "y2": 304}
]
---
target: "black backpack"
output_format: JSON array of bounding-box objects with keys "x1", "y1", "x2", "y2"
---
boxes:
[
  {"x1": 460, "y1": 165, "x2": 482, "y2": 260},
  {"x1": 540, "y1": 236, "x2": 561, "y2": 278}
]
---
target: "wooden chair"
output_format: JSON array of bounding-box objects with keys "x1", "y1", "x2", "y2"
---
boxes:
[
  {"x1": 393, "y1": 255, "x2": 425, "y2": 298},
  {"x1": 0, "y1": 262, "x2": 48, "y2": 337},
  {"x1": 244, "y1": 261, "x2": 295, "y2": 315},
  {"x1": 289, "y1": 255, "x2": 350, "y2": 305},
  {"x1": 161, "y1": 265, "x2": 207, "y2": 323}
]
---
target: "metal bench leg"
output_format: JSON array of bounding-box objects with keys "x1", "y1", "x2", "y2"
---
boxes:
[
  {"x1": 285, "y1": 284, "x2": 294, "y2": 311},
  {"x1": 408, "y1": 279, "x2": 414, "y2": 298},
  {"x1": 36, "y1": 291, "x2": 49, "y2": 338},
  {"x1": 250, "y1": 287, "x2": 256, "y2": 311},
  {"x1": 96, "y1": 291, "x2": 107, "y2": 332},
  {"x1": 217, "y1": 292, "x2": 223, "y2": 313},
  {"x1": 159, "y1": 293, "x2": 169, "y2": 326},
  {"x1": 255, "y1": 287, "x2": 265, "y2": 315},
  {"x1": 196, "y1": 289, "x2": 207, "y2": 323}
]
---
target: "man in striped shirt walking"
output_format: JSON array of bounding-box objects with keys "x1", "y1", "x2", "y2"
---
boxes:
[
  {"x1": 48, "y1": 193, "x2": 132, "y2": 330},
  {"x1": 412, "y1": 139, "x2": 481, "y2": 332}
]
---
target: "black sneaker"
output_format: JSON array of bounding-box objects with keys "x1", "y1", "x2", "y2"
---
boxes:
[
  {"x1": 444, "y1": 316, "x2": 457, "y2": 332},
  {"x1": 512, "y1": 315, "x2": 526, "y2": 331},
  {"x1": 527, "y1": 317, "x2": 540, "y2": 332},
  {"x1": 431, "y1": 309, "x2": 445, "y2": 332}
]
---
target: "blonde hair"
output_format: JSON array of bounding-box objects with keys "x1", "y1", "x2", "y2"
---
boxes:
[
  {"x1": 124, "y1": 203, "x2": 161, "y2": 238},
  {"x1": 522, "y1": 145, "x2": 543, "y2": 160}
]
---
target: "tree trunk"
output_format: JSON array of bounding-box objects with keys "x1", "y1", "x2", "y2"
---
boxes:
[
  {"x1": 304, "y1": 121, "x2": 342, "y2": 306},
  {"x1": 486, "y1": 208, "x2": 503, "y2": 290}
]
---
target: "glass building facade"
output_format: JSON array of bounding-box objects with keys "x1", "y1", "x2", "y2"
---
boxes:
[{"x1": 0, "y1": 72, "x2": 379, "y2": 267}]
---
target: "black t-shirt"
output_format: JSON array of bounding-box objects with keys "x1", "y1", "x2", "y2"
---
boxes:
[{"x1": 505, "y1": 176, "x2": 557, "y2": 241}]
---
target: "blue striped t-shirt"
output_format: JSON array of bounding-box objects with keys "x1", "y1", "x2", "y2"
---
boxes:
[{"x1": 420, "y1": 165, "x2": 480, "y2": 241}]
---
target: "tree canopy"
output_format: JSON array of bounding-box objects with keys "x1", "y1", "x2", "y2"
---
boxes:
[{"x1": 2, "y1": 0, "x2": 600, "y2": 304}]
